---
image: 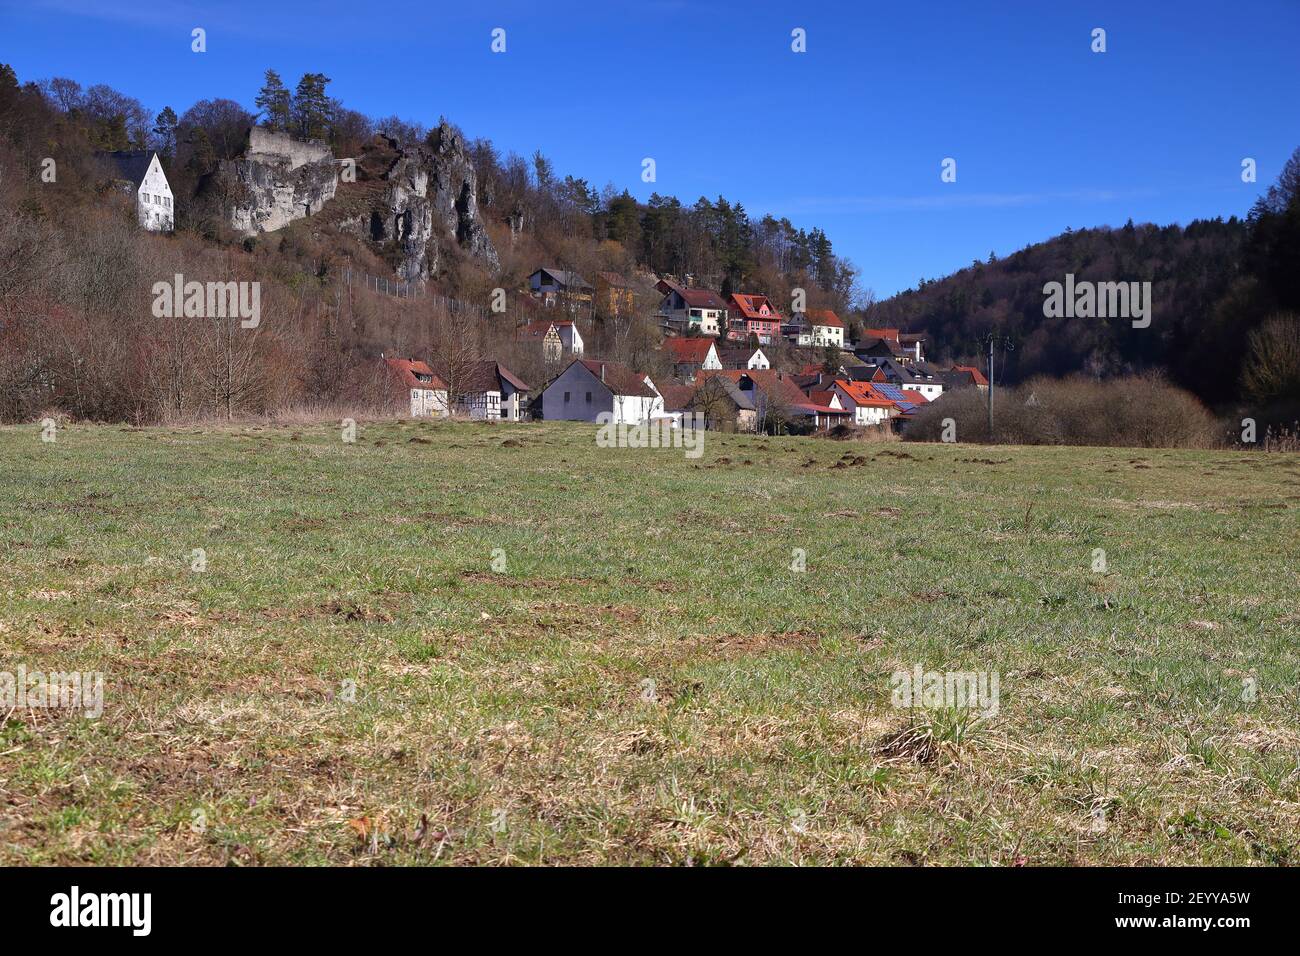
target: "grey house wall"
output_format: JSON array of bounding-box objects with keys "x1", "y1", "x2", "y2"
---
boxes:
[{"x1": 540, "y1": 364, "x2": 612, "y2": 422}]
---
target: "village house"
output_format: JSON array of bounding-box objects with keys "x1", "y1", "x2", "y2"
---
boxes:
[
  {"x1": 855, "y1": 335, "x2": 910, "y2": 364},
  {"x1": 687, "y1": 374, "x2": 757, "y2": 431},
  {"x1": 594, "y1": 272, "x2": 635, "y2": 316},
  {"x1": 662, "y1": 337, "x2": 722, "y2": 381},
  {"x1": 783, "y1": 309, "x2": 846, "y2": 348},
  {"x1": 97, "y1": 150, "x2": 174, "y2": 233},
  {"x1": 529, "y1": 268, "x2": 593, "y2": 311},
  {"x1": 872, "y1": 357, "x2": 945, "y2": 401},
  {"x1": 517, "y1": 318, "x2": 584, "y2": 363},
  {"x1": 869, "y1": 381, "x2": 931, "y2": 425},
  {"x1": 655, "y1": 279, "x2": 728, "y2": 337},
  {"x1": 938, "y1": 365, "x2": 990, "y2": 392},
  {"x1": 862, "y1": 327, "x2": 925, "y2": 363},
  {"x1": 654, "y1": 384, "x2": 696, "y2": 427},
  {"x1": 717, "y1": 345, "x2": 770, "y2": 370},
  {"x1": 725, "y1": 293, "x2": 783, "y2": 343},
  {"x1": 382, "y1": 357, "x2": 449, "y2": 417},
  {"x1": 540, "y1": 359, "x2": 663, "y2": 425},
  {"x1": 700, "y1": 369, "x2": 841, "y2": 434},
  {"x1": 455, "y1": 360, "x2": 532, "y2": 421},
  {"x1": 831, "y1": 379, "x2": 898, "y2": 427}
]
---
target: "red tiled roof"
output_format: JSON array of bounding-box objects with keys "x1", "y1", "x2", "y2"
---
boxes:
[
  {"x1": 678, "y1": 288, "x2": 729, "y2": 310},
  {"x1": 806, "y1": 308, "x2": 844, "y2": 329},
  {"x1": 833, "y1": 379, "x2": 895, "y2": 408},
  {"x1": 900, "y1": 388, "x2": 929, "y2": 405},
  {"x1": 808, "y1": 389, "x2": 840, "y2": 408},
  {"x1": 576, "y1": 359, "x2": 657, "y2": 398},
  {"x1": 701, "y1": 369, "x2": 810, "y2": 409},
  {"x1": 727, "y1": 293, "x2": 783, "y2": 322},
  {"x1": 863, "y1": 327, "x2": 900, "y2": 341},
  {"x1": 663, "y1": 338, "x2": 715, "y2": 364},
  {"x1": 385, "y1": 358, "x2": 447, "y2": 391},
  {"x1": 656, "y1": 384, "x2": 696, "y2": 412},
  {"x1": 952, "y1": 364, "x2": 989, "y2": 386}
]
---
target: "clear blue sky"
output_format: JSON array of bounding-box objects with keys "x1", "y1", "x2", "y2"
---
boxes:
[{"x1": 3, "y1": 0, "x2": 1297, "y2": 297}]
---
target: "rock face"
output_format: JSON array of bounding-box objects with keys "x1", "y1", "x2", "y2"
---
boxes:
[
  {"x1": 424, "y1": 122, "x2": 498, "y2": 271},
  {"x1": 341, "y1": 124, "x2": 498, "y2": 281},
  {"x1": 213, "y1": 123, "x2": 498, "y2": 282},
  {"x1": 216, "y1": 128, "x2": 338, "y2": 235}
]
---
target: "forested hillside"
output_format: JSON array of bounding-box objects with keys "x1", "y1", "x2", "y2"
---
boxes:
[{"x1": 867, "y1": 154, "x2": 1300, "y2": 422}]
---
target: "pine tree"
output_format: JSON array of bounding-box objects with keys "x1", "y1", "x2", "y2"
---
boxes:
[
  {"x1": 153, "y1": 106, "x2": 178, "y2": 159},
  {"x1": 255, "y1": 70, "x2": 291, "y2": 132},
  {"x1": 291, "y1": 73, "x2": 331, "y2": 140}
]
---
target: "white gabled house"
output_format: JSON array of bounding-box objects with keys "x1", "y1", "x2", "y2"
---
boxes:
[
  {"x1": 540, "y1": 359, "x2": 663, "y2": 425},
  {"x1": 783, "y1": 309, "x2": 846, "y2": 349},
  {"x1": 518, "y1": 319, "x2": 584, "y2": 363},
  {"x1": 383, "y1": 358, "x2": 449, "y2": 417},
  {"x1": 830, "y1": 379, "x2": 896, "y2": 427},
  {"x1": 455, "y1": 360, "x2": 532, "y2": 421},
  {"x1": 98, "y1": 150, "x2": 174, "y2": 233}
]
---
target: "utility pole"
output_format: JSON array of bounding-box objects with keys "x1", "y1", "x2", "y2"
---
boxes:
[
  {"x1": 987, "y1": 335, "x2": 994, "y2": 439},
  {"x1": 985, "y1": 332, "x2": 1014, "y2": 443}
]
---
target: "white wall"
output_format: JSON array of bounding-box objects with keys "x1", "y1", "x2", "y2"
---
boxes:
[
  {"x1": 409, "y1": 387, "x2": 449, "y2": 417},
  {"x1": 137, "y1": 154, "x2": 173, "y2": 233}
]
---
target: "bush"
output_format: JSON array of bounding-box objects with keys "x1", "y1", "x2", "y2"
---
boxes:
[{"x1": 904, "y1": 374, "x2": 1220, "y2": 448}]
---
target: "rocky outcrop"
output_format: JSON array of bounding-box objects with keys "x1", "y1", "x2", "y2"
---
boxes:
[
  {"x1": 424, "y1": 122, "x2": 498, "y2": 271},
  {"x1": 213, "y1": 123, "x2": 498, "y2": 282},
  {"x1": 215, "y1": 128, "x2": 338, "y2": 235},
  {"x1": 336, "y1": 125, "x2": 498, "y2": 281}
]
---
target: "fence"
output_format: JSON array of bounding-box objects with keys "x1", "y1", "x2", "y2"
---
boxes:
[{"x1": 340, "y1": 266, "x2": 487, "y2": 320}]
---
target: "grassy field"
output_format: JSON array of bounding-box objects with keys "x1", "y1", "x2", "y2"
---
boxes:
[{"x1": 1, "y1": 419, "x2": 1298, "y2": 865}]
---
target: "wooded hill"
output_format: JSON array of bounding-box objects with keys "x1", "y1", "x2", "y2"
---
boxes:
[{"x1": 866, "y1": 153, "x2": 1300, "y2": 422}]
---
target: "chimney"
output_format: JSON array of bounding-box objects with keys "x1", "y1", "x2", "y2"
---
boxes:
[{"x1": 600, "y1": 364, "x2": 606, "y2": 383}]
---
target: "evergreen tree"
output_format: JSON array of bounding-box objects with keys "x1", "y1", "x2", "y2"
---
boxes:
[
  {"x1": 153, "y1": 106, "x2": 178, "y2": 159},
  {"x1": 255, "y1": 69, "x2": 291, "y2": 132},
  {"x1": 292, "y1": 73, "x2": 332, "y2": 140}
]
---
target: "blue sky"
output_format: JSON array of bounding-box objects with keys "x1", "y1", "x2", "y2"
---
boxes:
[{"x1": 3, "y1": 0, "x2": 1298, "y2": 297}]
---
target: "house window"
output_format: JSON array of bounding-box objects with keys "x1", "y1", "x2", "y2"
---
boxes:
[
  {"x1": 585, "y1": 392, "x2": 592, "y2": 403},
  {"x1": 564, "y1": 391, "x2": 570, "y2": 402}
]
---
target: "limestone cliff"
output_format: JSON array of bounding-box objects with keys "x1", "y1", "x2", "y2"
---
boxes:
[
  {"x1": 214, "y1": 123, "x2": 498, "y2": 282},
  {"x1": 331, "y1": 123, "x2": 499, "y2": 281},
  {"x1": 215, "y1": 128, "x2": 338, "y2": 235}
]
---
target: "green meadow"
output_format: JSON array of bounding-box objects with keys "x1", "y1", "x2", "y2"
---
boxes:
[{"x1": 1, "y1": 419, "x2": 1297, "y2": 865}]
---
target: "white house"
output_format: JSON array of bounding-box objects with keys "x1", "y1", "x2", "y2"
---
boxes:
[
  {"x1": 518, "y1": 319, "x2": 584, "y2": 362},
  {"x1": 456, "y1": 360, "x2": 532, "y2": 421},
  {"x1": 383, "y1": 358, "x2": 449, "y2": 417},
  {"x1": 655, "y1": 279, "x2": 728, "y2": 337},
  {"x1": 99, "y1": 150, "x2": 174, "y2": 233},
  {"x1": 663, "y1": 338, "x2": 722, "y2": 381},
  {"x1": 783, "y1": 309, "x2": 845, "y2": 349},
  {"x1": 718, "y1": 346, "x2": 770, "y2": 370},
  {"x1": 540, "y1": 359, "x2": 663, "y2": 425},
  {"x1": 830, "y1": 379, "x2": 896, "y2": 427},
  {"x1": 876, "y1": 357, "x2": 945, "y2": 402}
]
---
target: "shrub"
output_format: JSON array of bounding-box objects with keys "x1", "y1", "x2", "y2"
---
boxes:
[{"x1": 904, "y1": 374, "x2": 1220, "y2": 448}]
